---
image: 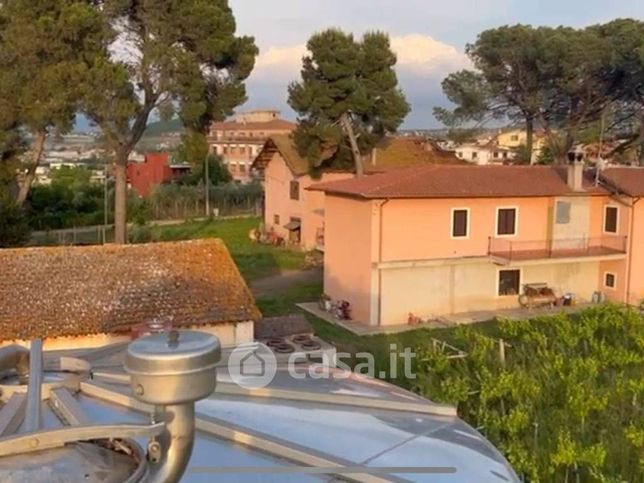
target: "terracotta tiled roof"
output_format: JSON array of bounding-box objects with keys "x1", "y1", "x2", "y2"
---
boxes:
[
  {"x1": 252, "y1": 135, "x2": 463, "y2": 176},
  {"x1": 212, "y1": 119, "x2": 296, "y2": 131},
  {"x1": 308, "y1": 165, "x2": 608, "y2": 199},
  {"x1": 0, "y1": 239, "x2": 260, "y2": 342},
  {"x1": 600, "y1": 167, "x2": 644, "y2": 196}
]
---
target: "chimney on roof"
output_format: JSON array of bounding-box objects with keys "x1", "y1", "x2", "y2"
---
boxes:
[{"x1": 567, "y1": 159, "x2": 584, "y2": 192}]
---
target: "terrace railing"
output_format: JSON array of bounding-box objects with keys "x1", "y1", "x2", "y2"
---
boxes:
[{"x1": 488, "y1": 236, "x2": 627, "y2": 263}]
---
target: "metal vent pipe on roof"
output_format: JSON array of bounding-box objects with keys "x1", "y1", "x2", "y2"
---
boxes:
[{"x1": 125, "y1": 330, "x2": 221, "y2": 483}]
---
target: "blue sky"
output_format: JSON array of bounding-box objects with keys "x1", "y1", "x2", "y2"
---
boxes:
[{"x1": 230, "y1": 0, "x2": 644, "y2": 128}]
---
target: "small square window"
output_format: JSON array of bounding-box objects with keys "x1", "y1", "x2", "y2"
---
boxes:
[
  {"x1": 604, "y1": 272, "x2": 616, "y2": 289},
  {"x1": 274, "y1": 214, "x2": 280, "y2": 225},
  {"x1": 290, "y1": 180, "x2": 300, "y2": 200},
  {"x1": 604, "y1": 206, "x2": 618, "y2": 234},
  {"x1": 499, "y1": 269, "x2": 520, "y2": 296},
  {"x1": 556, "y1": 201, "x2": 571, "y2": 224}
]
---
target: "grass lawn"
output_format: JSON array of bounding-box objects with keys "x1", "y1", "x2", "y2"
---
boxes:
[{"x1": 150, "y1": 217, "x2": 308, "y2": 281}]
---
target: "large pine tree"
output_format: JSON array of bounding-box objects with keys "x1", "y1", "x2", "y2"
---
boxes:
[
  {"x1": 288, "y1": 29, "x2": 410, "y2": 176},
  {"x1": 84, "y1": 0, "x2": 257, "y2": 243}
]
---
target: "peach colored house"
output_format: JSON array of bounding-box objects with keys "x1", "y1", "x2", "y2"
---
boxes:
[
  {"x1": 309, "y1": 164, "x2": 644, "y2": 327},
  {"x1": 252, "y1": 135, "x2": 462, "y2": 249}
]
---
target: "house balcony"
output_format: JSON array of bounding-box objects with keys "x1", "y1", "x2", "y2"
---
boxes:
[{"x1": 488, "y1": 236, "x2": 627, "y2": 264}]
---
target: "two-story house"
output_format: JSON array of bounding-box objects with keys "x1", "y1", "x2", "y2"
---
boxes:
[
  {"x1": 309, "y1": 163, "x2": 641, "y2": 327},
  {"x1": 252, "y1": 135, "x2": 463, "y2": 249}
]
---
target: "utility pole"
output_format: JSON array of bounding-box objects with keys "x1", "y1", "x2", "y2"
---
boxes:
[{"x1": 204, "y1": 155, "x2": 211, "y2": 217}]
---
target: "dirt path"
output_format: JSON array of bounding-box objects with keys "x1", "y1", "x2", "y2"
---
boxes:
[{"x1": 250, "y1": 267, "x2": 323, "y2": 298}]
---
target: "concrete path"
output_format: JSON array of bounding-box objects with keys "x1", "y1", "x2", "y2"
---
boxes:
[{"x1": 250, "y1": 267, "x2": 322, "y2": 298}]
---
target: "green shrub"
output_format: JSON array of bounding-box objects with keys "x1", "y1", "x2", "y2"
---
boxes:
[{"x1": 0, "y1": 198, "x2": 30, "y2": 247}]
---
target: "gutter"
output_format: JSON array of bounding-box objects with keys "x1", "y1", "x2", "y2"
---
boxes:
[{"x1": 626, "y1": 196, "x2": 642, "y2": 304}]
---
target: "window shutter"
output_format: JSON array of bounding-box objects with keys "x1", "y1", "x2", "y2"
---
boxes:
[
  {"x1": 452, "y1": 210, "x2": 468, "y2": 237},
  {"x1": 498, "y1": 209, "x2": 516, "y2": 235},
  {"x1": 605, "y1": 207, "x2": 618, "y2": 233}
]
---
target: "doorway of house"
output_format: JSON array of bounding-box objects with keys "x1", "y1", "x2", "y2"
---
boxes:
[{"x1": 284, "y1": 217, "x2": 301, "y2": 245}]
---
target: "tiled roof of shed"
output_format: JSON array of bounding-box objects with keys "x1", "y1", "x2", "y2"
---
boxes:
[
  {"x1": 600, "y1": 167, "x2": 644, "y2": 197},
  {"x1": 308, "y1": 164, "x2": 608, "y2": 199},
  {"x1": 252, "y1": 135, "x2": 463, "y2": 176},
  {"x1": 0, "y1": 239, "x2": 260, "y2": 342}
]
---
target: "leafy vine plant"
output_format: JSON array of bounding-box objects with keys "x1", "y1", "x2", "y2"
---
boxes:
[{"x1": 410, "y1": 305, "x2": 643, "y2": 482}]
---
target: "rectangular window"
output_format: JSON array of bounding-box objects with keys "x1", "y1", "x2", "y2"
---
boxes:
[
  {"x1": 604, "y1": 272, "x2": 616, "y2": 289},
  {"x1": 240, "y1": 146, "x2": 246, "y2": 155},
  {"x1": 556, "y1": 201, "x2": 571, "y2": 224},
  {"x1": 274, "y1": 214, "x2": 280, "y2": 225},
  {"x1": 472, "y1": 151, "x2": 478, "y2": 160},
  {"x1": 497, "y1": 208, "x2": 517, "y2": 236},
  {"x1": 499, "y1": 269, "x2": 520, "y2": 296},
  {"x1": 511, "y1": 135, "x2": 519, "y2": 141},
  {"x1": 239, "y1": 163, "x2": 247, "y2": 173},
  {"x1": 290, "y1": 180, "x2": 300, "y2": 200},
  {"x1": 223, "y1": 146, "x2": 228, "y2": 155},
  {"x1": 230, "y1": 146, "x2": 237, "y2": 155},
  {"x1": 493, "y1": 152, "x2": 499, "y2": 159},
  {"x1": 604, "y1": 206, "x2": 618, "y2": 234},
  {"x1": 451, "y1": 209, "x2": 469, "y2": 238}
]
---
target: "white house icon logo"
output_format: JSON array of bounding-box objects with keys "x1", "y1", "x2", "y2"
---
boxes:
[{"x1": 228, "y1": 342, "x2": 277, "y2": 389}]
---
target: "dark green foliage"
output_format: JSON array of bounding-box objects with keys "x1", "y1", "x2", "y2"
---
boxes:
[
  {"x1": 436, "y1": 20, "x2": 644, "y2": 163},
  {"x1": 0, "y1": 0, "x2": 107, "y2": 202},
  {"x1": 288, "y1": 29, "x2": 410, "y2": 172},
  {"x1": 26, "y1": 167, "x2": 106, "y2": 230},
  {"x1": 173, "y1": 131, "x2": 232, "y2": 185},
  {"x1": 83, "y1": 0, "x2": 258, "y2": 242},
  {"x1": 409, "y1": 306, "x2": 643, "y2": 481},
  {"x1": 0, "y1": 197, "x2": 30, "y2": 247}
]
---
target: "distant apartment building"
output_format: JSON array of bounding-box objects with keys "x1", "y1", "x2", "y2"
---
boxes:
[
  {"x1": 252, "y1": 135, "x2": 463, "y2": 249},
  {"x1": 310, "y1": 164, "x2": 644, "y2": 327},
  {"x1": 455, "y1": 143, "x2": 515, "y2": 165},
  {"x1": 208, "y1": 110, "x2": 295, "y2": 183},
  {"x1": 127, "y1": 152, "x2": 190, "y2": 197}
]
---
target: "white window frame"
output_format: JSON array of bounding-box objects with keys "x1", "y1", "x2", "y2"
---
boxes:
[
  {"x1": 604, "y1": 271, "x2": 617, "y2": 290},
  {"x1": 450, "y1": 207, "x2": 470, "y2": 239},
  {"x1": 603, "y1": 205, "x2": 619, "y2": 235},
  {"x1": 495, "y1": 206, "x2": 519, "y2": 238},
  {"x1": 497, "y1": 267, "x2": 522, "y2": 297}
]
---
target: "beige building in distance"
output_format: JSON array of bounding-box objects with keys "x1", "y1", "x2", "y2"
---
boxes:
[{"x1": 209, "y1": 110, "x2": 295, "y2": 183}]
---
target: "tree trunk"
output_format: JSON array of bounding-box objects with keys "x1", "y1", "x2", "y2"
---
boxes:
[
  {"x1": 113, "y1": 153, "x2": 128, "y2": 244},
  {"x1": 340, "y1": 113, "x2": 364, "y2": 177},
  {"x1": 639, "y1": 113, "x2": 644, "y2": 167},
  {"x1": 526, "y1": 117, "x2": 535, "y2": 165},
  {"x1": 16, "y1": 129, "x2": 47, "y2": 205}
]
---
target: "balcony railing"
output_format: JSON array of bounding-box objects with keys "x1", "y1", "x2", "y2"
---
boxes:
[{"x1": 488, "y1": 236, "x2": 627, "y2": 262}]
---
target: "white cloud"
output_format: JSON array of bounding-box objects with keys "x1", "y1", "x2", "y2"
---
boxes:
[
  {"x1": 390, "y1": 34, "x2": 470, "y2": 76},
  {"x1": 250, "y1": 33, "x2": 468, "y2": 84}
]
